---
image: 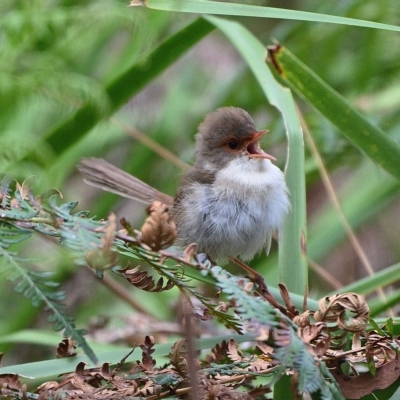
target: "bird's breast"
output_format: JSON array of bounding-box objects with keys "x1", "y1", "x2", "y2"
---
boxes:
[{"x1": 173, "y1": 158, "x2": 290, "y2": 262}]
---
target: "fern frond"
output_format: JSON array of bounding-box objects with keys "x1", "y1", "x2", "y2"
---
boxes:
[
  {"x1": 116, "y1": 242, "x2": 243, "y2": 333},
  {"x1": 209, "y1": 265, "x2": 343, "y2": 399},
  {"x1": 45, "y1": 196, "x2": 119, "y2": 272},
  {"x1": 0, "y1": 181, "x2": 106, "y2": 364},
  {"x1": 0, "y1": 248, "x2": 97, "y2": 364}
]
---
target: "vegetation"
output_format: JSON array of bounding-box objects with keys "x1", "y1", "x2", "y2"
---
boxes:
[{"x1": 0, "y1": 0, "x2": 400, "y2": 399}]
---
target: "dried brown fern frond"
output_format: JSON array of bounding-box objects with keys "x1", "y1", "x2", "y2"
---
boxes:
[
  {"x1": 139, "y1": 335, "x2": 156, "y2": 372},
  {"x1": 120, "y1": 264, "x2": 175, "y2": 292},
  {"x1": 170, "y1": 339, "x2": 188, "y2": 377},
  {"x1": 140, "y1": 201, "x2": 177, "y2": 251},
  {"x1": 314, "y1": 292, "x2": 369, "y2": 333}
]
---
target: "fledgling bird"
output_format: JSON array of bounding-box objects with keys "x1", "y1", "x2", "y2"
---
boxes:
[{"x1": 79, "y1": 107, "x2": 290, "y2": 264}]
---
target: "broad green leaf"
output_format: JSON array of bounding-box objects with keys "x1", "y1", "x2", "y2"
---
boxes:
[
  {"x1": 44, "y1": 18, "x2": 215, "y2": 154},
  {"x1": 132, "y1": 0, "x2": 400, "y2": 32},
  {"x1": 268, "y1": 45, "x2": 400, "y2": 180},
  {"x1": 205, "y1": 15, "x2": 307, "y2": 294}
]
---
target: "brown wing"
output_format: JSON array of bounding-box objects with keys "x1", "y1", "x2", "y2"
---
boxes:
[{"x1": 78, "y1": 158, "x2": 173, "y2": 206}]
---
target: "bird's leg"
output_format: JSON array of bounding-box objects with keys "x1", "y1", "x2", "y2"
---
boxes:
[
  {"x1": 229, "y1": 257, "x2": 263, "y2": 280},
  {"x1": 229, "y1": 257, "x2": 287, "y2": 314}
]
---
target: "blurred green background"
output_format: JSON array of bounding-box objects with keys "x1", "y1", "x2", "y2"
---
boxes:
[{"x1": 1, "y1": 0, "x2": 400, "y2": 368}]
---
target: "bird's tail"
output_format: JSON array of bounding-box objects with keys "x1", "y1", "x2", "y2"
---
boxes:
[{"x1": 78, "y1": 158, "x2": 173, "y2": 206}]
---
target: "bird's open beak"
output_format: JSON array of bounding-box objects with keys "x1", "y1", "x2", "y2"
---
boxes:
[{"x1": 246, "y1": 130, "x2": 277, "y2": 161}]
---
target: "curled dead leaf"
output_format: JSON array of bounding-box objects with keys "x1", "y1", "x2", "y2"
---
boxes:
[
  {"x1": 314, "y1": 293, "x2": 369, "y2": 333},
  {"x1": 298, "y1": 322, "x2": 330, "y2": 358},
  {"x1": 56, "y1": 337, "x2": 77, "y2": 358},
  {"x1": 140, "y1": 201, "x2": 177, "y2": 251}
]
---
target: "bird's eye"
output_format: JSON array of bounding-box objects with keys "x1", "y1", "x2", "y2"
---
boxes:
[{"x1": 228, "y1": 141, "x2": 239, "y2": 150}]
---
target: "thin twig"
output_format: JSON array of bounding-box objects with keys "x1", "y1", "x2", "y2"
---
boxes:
[
  {"x1": 308, "y1": 258, "x2": 343, "y2": 290},
  {"x1": 110, "y1": 117, "x2": 190, "y2": 171},
  {"x1": 182, "y1": 293, "x2": 199, "y2": 400}
]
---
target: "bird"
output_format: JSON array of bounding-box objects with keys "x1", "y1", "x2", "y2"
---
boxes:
[{"x1": 78, "y1": 107, "x2": 290, "y2": 264}]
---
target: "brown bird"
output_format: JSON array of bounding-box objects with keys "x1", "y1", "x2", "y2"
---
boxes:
[{"x1": 79, "y1": 107, "x2": 290, "y2": 264}]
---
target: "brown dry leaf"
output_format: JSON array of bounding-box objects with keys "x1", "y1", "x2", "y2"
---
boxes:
[
  {"x1": 194, "y1": 307, "x2": 213, "y2": 321},
  {"x1": 332, "y1": 356, "x2": 400, "y2": 399},
  {"x1": 120, "y1": 263, "x2": 174, "y2": 292},
  {"x1": 139, "y1": 335, "x2": 156, "y2": 372},
  {"x1": 247, "y1": 356, "x2": 273, "y2": 373},
  {"x1": 205, "y1": 340, "x2": 230, "y2": 365},
  {"x1": 16, "y1": 177, "x2": 34, "y2": 201},
  {"x1": 56, "y1": 337, "x2": 77, "y2": 358},
  {"x1": 227, "y1": 339, "x2": 243, "y2": 362},
  {"x1": 314, "y1": 292, "x2": 369, "y2": 333},
  {"x1": 298, "y1": 322, "x2": 330, "y2": 358},
  {"x1": 36, "y1": 381, "x2": 59, "y2": 394},
  {"x1": 256, "y1": 342, "x2": 274, "y2": 358},
  {"x1": 140, "y1": 201, "x2": 177, "y2": 251},
  {"x1": 215, "y1": 299, "x2": 236, "y2": 313},
  {"x1": 70, "y1": 374, "x2": 95, "y2": 393},
  {"x1": 293, "y1": 310, "x2": 312, "y2": 328},
  {"x1": 0, "y1": 373, "x2": 22, "y2": 390},
  {"x1": 364, "y1": 331, "x2": 398, "y2": 367},
  {"x1": 135, "y1": 379, "x2": 161, "y2": 397},
  {"x1": 169, "y1": 338, "x2": 188, "y2": 377}
]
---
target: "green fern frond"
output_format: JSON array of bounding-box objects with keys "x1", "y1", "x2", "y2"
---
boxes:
[
  {"x1": 116, "y1": 242, "x2": 243, "y2": 333},
  {"x1": 0, "y1": 180, "x2": 103, "y2": 364},
  {"x1": 0, "y1": 247, "x2": 97, "y2": 364}
]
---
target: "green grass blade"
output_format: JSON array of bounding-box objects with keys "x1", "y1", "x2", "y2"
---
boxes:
[
  {"x1": 205, "y1": 15, "x2": 307, "y2": 294},
  {"x1": 368, "y1": 289, "x2": 400, "y2": 317},
  {"x1": 134, "y1": 0, "x2": 400, "y2": 32},
  {"x1": 332, "y1": 262, "x2": 400, "y2": 297},
  {"x1": 268, "y1": 45, "x2": 400, "y2": 180},
  {"x1": 44, "y1": 18, "x2": 215, "y2": 154}
]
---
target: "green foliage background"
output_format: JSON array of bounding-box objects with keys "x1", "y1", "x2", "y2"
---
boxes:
[{"x1": 0, "y1": 0, "x2": 400, "y2": 398}]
